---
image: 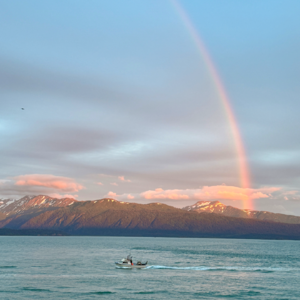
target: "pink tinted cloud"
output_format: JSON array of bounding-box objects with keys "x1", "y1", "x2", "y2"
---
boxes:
[
  {"x1": 195, "y1": 186, "x2": 281, "y2": 201},
  {"x1": 110, "y1": 182, "x2": 118, "y2": 186},
  {"x1": 105, "y1": 191, "x2": 134, "y2": 201},
  {"x1": 140, "y1": 186, "x2": 281, "y2": 201},
  {"x1": 107, "y1": 191, "x2": 118, "y2": 198},
  {"x1": 141, "y1": 188, "x2": 189, "y2": 200},
  {"x1": 48, "y1": 193, "x2": 78, "y2": 199},
  {"x1": 97, "y1": 182, "x2": 103, "y2": 186},
  {"x1": 282, "y1": 190, "x2": 300, "y2": 201},
  {"x1": 283, "y1": 190, "x2": 298, "y2": 195},
  {"x1": 14, "y1": 174, "x2": 84, "y2": 192},
  {"x1": 118, "y1": 176, "x2": 131, "y2": 182}
]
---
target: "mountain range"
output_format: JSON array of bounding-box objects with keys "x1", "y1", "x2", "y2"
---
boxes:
[
  {"x1": 1, "y1": 195, "x2": 300, "y2": 239},
  {"x1": 182, "y1": 201, "x2": 300, "y2": 224},
  {"x1": 0, "y1": 195, "x2": 75, "y2": 215}
]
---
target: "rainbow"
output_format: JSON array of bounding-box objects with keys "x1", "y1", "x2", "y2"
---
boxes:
[{"x1": 170, "y1": 0, "x2": 252, "y2": 209}]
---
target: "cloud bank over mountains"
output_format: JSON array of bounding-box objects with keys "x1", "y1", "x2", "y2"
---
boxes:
[
  {"x1": 139, "y1": 186, "x2": 281, "y2": 201},
  {"x1": 0, "y1": 173, "x2": 299, "y2": 214},
  {"x1": 106, "y1": 185, "x2": 291, "y2": 204},
  {"x1": 0, "y1": 174, "x2": 84, "y2": 199}
]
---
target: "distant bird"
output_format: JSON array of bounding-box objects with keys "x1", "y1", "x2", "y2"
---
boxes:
[{"x1": 21, "y1": 108, "x2": 24, "y2": 110}]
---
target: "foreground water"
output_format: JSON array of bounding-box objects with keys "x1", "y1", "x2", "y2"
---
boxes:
[{"x1": 0, "y1": 237, "x2": 299, "y2": 299}]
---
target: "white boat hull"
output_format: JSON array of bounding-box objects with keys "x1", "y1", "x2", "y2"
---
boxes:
[{"x1": 115, "y1": 262, "x2": 148, "y2": 269}]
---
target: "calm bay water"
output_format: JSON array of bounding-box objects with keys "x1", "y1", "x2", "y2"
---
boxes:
[{"x1": 0, "y1": 236, "x2": 299, "y2": 299}]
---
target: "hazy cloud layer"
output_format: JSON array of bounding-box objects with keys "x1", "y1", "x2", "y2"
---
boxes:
[
  {"x1": 140, "y1": 186, "x2": 281, "y2": 201},
  {"x1": 106, "y1": 185, "x2": 282, "y2": 203},
  {"x1": 1, "y1": 1, "x2": 300, "y2": 215}
]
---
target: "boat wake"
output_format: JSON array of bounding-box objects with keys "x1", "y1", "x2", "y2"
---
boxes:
[{"x1": 146, "y1": 265, "x2": 286, "y2": 272}]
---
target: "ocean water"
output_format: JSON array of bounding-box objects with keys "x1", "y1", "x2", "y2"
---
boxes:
[{"x1": 0, "y1": 237, "x2": 299, "y2": 299}]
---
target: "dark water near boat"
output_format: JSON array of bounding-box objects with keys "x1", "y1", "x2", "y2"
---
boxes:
[{"x1": 0, "y1": 237, "x2": 299, "y2": 299}]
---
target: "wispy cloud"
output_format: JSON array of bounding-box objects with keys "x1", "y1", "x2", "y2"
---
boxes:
[
  {"x1": 98, "y1": 174, "x2": 114, "y2": 178},
  {"x1": 140, "y1": 186, "x2": 281, "y2": 201},
  {"x1": 105, "y1": 185, "x2": 282, "y2": 203},
  {"x1": 105, "y1": 191, "x2": 134, "y2": 200},
  {"x1": 0, "y1": 174, "x2": 84, "y2": 197},
  {"x1": 48, "y1": 193, "x2": 78, "y2": 199},
  {"x1": 106, "y1": 191, "x2": 118, "y2": 198},
  {"x1": 282, "y1": 190, "x2": 300, "y2": 201},
  {"x1": 118, "y1": 176, "x2": 131, "y2": 182},
  {"x1": 14, "y1": 174, "x2": 84, "y2": 192},
  {"x1": 141, "y1": 188, "x2": 189, "y2": 200}
]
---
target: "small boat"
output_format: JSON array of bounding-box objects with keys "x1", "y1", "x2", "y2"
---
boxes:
[{"x1": 115, "y1": 254, "x2": 148, "y2": 269}]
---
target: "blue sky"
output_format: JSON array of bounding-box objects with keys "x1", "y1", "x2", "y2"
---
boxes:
[{"x1": 1, "y1": 0, "x2": 300, "y2": 215}]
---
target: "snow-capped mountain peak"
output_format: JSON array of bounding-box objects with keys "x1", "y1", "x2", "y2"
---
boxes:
[
  {"x1": 183, "y1": 201, "x2": 226, "y2": 213},
  {"x1": 182, "y1": 200, "x2": 300, "y2": 224},
  {"x1": 0, "y1": 195, "x2": 77, "y2": 215}
]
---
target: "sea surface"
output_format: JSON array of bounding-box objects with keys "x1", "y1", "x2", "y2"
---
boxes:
[{"x1": 0, "y1": 236, "x2": 299, "y2": 299}]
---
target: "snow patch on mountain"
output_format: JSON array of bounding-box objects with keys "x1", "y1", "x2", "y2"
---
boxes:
[
  {"x1": 182, "y1": 200, "x2": 300, "y2": 224},
  {"x1": 0, "y1": 195, "x2": 77, "y2": 215}
]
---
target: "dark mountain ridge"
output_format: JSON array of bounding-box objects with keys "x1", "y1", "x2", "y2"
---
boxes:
[
  {"x1": 0, "y1": 195, "x2": 77, "y2": 230},
  {"x1": 1, "y1": 197, "x2": 300, "y2": 239}
]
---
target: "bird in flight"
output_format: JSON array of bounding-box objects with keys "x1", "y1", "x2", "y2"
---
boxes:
[{"x1": 21, "y1": 108, "x2": 24, "y2": 110}]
